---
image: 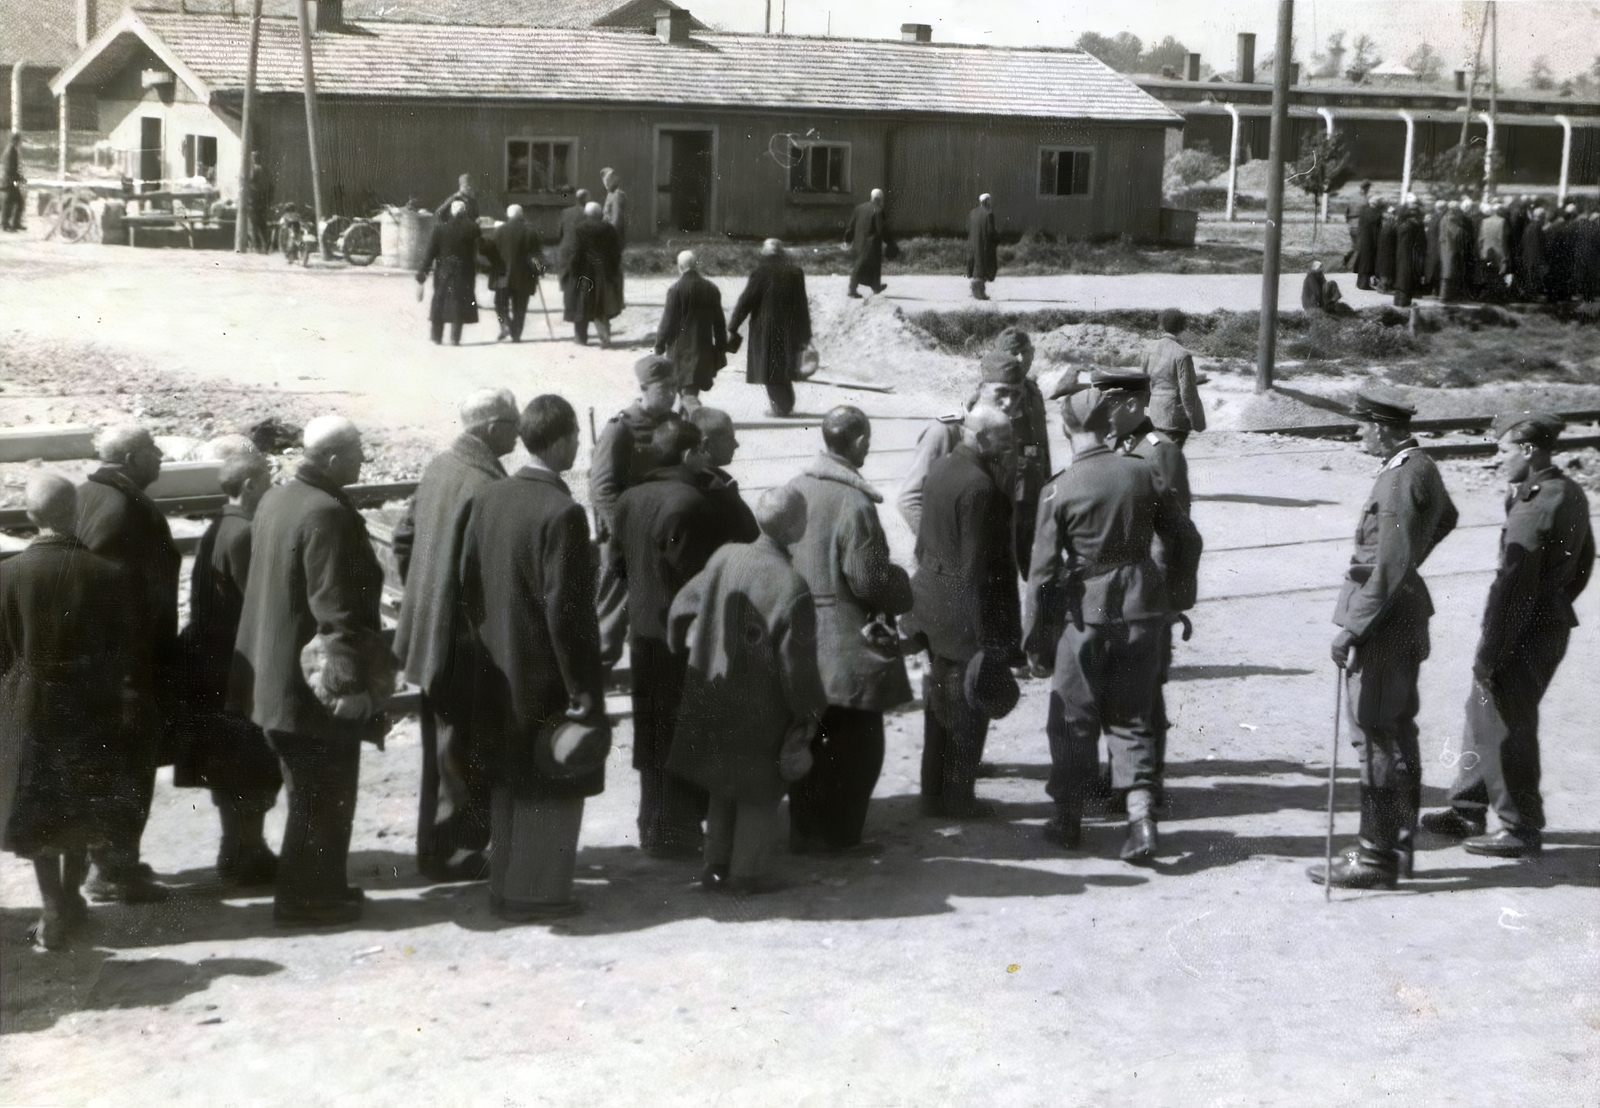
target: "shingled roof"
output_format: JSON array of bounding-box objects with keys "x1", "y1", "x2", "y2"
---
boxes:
[
  {"x1": 54, "y1": 8, "x2": 1181, "y2": 125},
  {"x1": 156, "y1": 0, "x2": 705, "y2": 32}
]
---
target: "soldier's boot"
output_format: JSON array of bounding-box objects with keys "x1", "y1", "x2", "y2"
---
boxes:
[
  {"x1": 1120, "y1": 788, "x2": 1159, "y2": 866},
  {"x1": 1307, "y1": 787, "x2": 1403, "y2": 888},
  {"x1": 1041, "y1": 802, "x2": 1082, "y2": 849},
  {"x1": 970, "y1": 279, "x2": 989, "y2": 301}
]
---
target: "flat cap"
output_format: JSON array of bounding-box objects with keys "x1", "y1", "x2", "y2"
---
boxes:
[
  {"x1": 1491, "y1": 410, "x2": 1565, "y2": 447},
  {"x1": 1351, "y1": 384, "x2": 1416, "y2": 425},
  {"x1": 980, "y1": 348, "x2": 1027, "y2": 386},
  {"x1": 1088, "y1": 367, "x2": 1151, "y2": 393},
  {"x1": 634, "y1": 354, "x2": 677, "y2": 387}
]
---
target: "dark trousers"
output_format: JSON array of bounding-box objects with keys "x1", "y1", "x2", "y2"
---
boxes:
[
  {"x1": 1, "y1": 183, "x2": 24, "y2": 231},
  {"x1": 789, "y1": 706, "x2": 884, "y2": 849},
  {"x1": 494, "y1": 288, "x2": 530, "y2": 340},
  {"x1": 268, "y1": 731, "x2": 362, "y2": 908},
  {"x1": 1013, "y1": 500, "x2": 1035, "y2": 580},
  {"x1": 765, "y1": 373, "x2": 795, "y2": 417},
  {"x1": 705, "y1": 793, "x2": 780, "y2": 882},
  {"x1": 417, "y1": 693, "x2": 491, "y2": 870},
  {"x1": 430, "y1": 319, "x2": 464, "y2": 345},
  {"x1": 594, "y1": 541, "x2": 628, "y2": 668},
  {"x1": 88, "y1": 702, "x2": 159, "y2": 882},
  {"x1": 1345, "y1": 630, "x2": 1424, "y2": 854},
  {"x1": 1448, "y1": 622, "x2": 1569, "y2": 834},
  {"x1": 921, "y1": 655, "x2": 989, "y2": 808},
  {"x1": 1045, "y1": 619, "x2": 1162, "y2": 814},
  {"x1": 630, "y1": 638, "x2": 707, "y2": 851}
]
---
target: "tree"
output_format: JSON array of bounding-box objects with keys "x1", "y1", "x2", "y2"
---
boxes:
[
  {"x1": 1530, "y1": 56, "x2": 1556, "y2": 91},
  {"x1": 1141, "y1": 35, "x2": 1190, "y2": 73},
  {"x1": 1314, "y1": 31, "x2": 1347, "y2": 80},
  {"x1": 1290, "y1": 130, "x2": 1354, "y2": 240},
  {"x1": 1075, "y1": 31, "x2": 1143, "y2": 73},
  {"x1": 1405, "y1": 41, "x2": 1445, "y2": 83},
  {"x1": 1347, "y1": 34, "x2": 1383, "y2": 81}
]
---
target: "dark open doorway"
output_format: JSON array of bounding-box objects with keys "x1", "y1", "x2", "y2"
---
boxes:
[
  {"x1": 139, "y1": 116, "x2": 162, "y2": 190},
  {"x1": 655, "y1": 127, "x2": 715, "y2": 235}
]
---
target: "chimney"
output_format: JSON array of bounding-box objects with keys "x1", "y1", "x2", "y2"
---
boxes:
[
  {"x1": 1186, "y1": 52, "x2": 1201, "y2": 81},
  {"x1": 76, "y1": 0, "x2": 97, "y2": 48},
  {"x1": 309, "y1": 0, "x2": 343, "y2": 32},
  {"x1": 900, "y1": 23, "x2": 932, "y2": 43},
  {"x1": 1454, "y1": 68, "x2": 1467, "y2": 92},
  {"x1": 1289, "y1": 62, "x2": 1300, "y2": 85},
  {"x1": 656, "y1": 8, "x2": 692, "y2": 44},
  {"x1": 1236, "y1": 33, "x2": 1256, "y2": 83}
]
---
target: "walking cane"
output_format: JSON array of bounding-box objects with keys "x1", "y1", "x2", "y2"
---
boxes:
[
  {"x1": 1324, "y1": 665, "x2": 1344, "y2": 902},
  {"x1": 536, "y1": 278, "x2": 556, "y2": 340}
]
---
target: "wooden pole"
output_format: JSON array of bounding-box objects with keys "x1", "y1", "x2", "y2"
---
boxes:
[
  {"x1": 1459, "y1": 4, "x2": 1488, "y2": 172},
  {"x1": 295, "y1": 0, "x2": 328, "y2": 258},
  {"x1": 765, "y1": 0, "x2": 771, "y2": 33},
  {"x1": 235, "y1": 0, "x2": 262, "y2": 252},
  {"x1": 1256, "y1": 0, "x2": 1293, "y2": 394},
  {"x1": 57, "y1": 91, "x2": 68, "y2": 179},
  {"x1": 1487, "y1": 0, "x2": 1497, "y2": 194}
]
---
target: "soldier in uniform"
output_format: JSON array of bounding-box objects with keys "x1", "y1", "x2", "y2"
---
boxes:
[
  {"x1": 1310, "y1": 386, "x2": 1458, "y2": 890},
  {"x1": 1422, "y1": 412, "x2": 1593, "y2": 857},
  {"x1": 896, "y1": 356, "x2": 1023, "y2": 539},
  {"x1": 1024, "y1": 370, "x2": 1200, "y2": 864},
  {"x1": 590, "y1": 356, "x2": 681, "y2": 667}
]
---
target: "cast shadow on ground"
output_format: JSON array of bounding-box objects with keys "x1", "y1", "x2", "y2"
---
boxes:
[
  {"x1": 1167, "y1": 664, "x2": 1316, "y2": 680},
  {"x1": 1192, "y1": 493, "x2": 1339, "y2": 509},
  {"x1": 0, "y1": 930, "x2": 281, "y2": 1035},
  {"x1": 1267, "y1": 384, "x2": 1357, "y2": 421}
]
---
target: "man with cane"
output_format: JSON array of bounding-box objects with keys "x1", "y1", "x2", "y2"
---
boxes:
[{"x1": 1310, "y1": 386, "x2": 1457, "y2": 890}]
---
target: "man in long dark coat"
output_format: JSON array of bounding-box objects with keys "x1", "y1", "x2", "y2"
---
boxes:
[
  {"x1": 172, "y1": 450, "x2": 281, "y2": 886},
  {"x1": 1374, "y1": 202, "x2": 1397, "y2": 292},
  {"x1": 967, "y1": 194, "x2": 998, "y2": 300},
  {"x1": 843, "y1": 188, "x2": 888, "y2": 298},
  {"x1": 1423, "y1": 412, "x2": 1593, "y2": 859},
  {"x1": 75, "y1": 423, "x2": 178, "y2": 904},
  {"x1": 1355, "y1": 194, "x2": 1383, "y2": 290},
  {"x1": 611, "y1": 418, "x2": 748, "y2": 856},
  {"x1": 1311, "y1": 386, "x2": 1458, "y2": 890},
  {"x1": 555, "y1": 188, "x2": 591, "y2": 262},
  {"x1": 2, "y1": 131, "x2": 25, "y2": 232},
  {"x1": 784, "y1": 407, "x2": 914, "y2": 853},
  {"x1": 488, "y1": 205, "x2": 545, "y2": 342},
  {"x1": 667, "y1": 486, "x2": 827, "y2": 894},
  {"x1": 1423, "y1": 200, "x2": 1446, "y2": 293},
  {"x1": 1519, "y1": 208, "x2": 1548, "y2": 302},
  {"x1": 1393, "y1": 201, "x2": 1421, "y2": 308},
  {"x1": 416, "y1": 200, "x2": 481, "y2": 346},
  {"x1": 728, "y1": 238, "x2": 813, "y2": 417},
  {"x1": 392, "y1": 389, "x2": 519, "y2": 882},
  {"x1": 229, "y1": 417, "x2": 387, "y2": 927},
  {"x1": 1, "y1": 475, "x2": 131, "y2": 949},
  {"x1": 911, "y1": 407, "x2": 1021, "y2": 819},
  {"x1": 1438, "y1": 202, "x2": 1468, "y2": 302},
  {"x1": 460, "y1": 395, "x2": 610, "y2": 921},
  {"x1": 561, "y1": 202, "x2": 624, "y2": 346},
  {"x1": 655, "y1": 249, "x2": 727, "y2": 411}
]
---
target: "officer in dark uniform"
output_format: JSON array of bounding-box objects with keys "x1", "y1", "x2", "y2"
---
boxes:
[
  {"x1": 589, "y1": 356, "x2": 680, "y2": 667},
  {"x1": 1024, "y1": 369, "x2": 1201, "y2": 864},
  {"x1": 1310, "y1": 385, "x2": 1459, "y2": 890},
  {"x1": 1422, "y1": 411, "x2": 1593, "y2": 858},
  {"x1": 994, "y1": 328, "x2": 1052, "y2": 579}
]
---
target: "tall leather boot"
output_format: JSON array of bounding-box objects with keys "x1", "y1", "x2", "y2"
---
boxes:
[
  {"x1": 1121, "y1": 787, "x2": 1158, "y2": 865},
  {"x1": 1308, "y1": 787, "x2": 1401, "y2": 888}
]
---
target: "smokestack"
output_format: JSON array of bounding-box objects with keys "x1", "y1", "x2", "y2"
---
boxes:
[
  {"x1": 1237, "y1": 32, "x2": 1256, "y2": 84},
  {"x1": 1454, "y1": 69, "x2": 1467, "y2": 92},
  {"x1": 1289, "y1": 62, "x2": 1300, "y2": 85},
  {"x1": 1187, "y1": 53, "x2": 1201, "y2": 81},
  {"x1": 76, "y1": 0, "x2": 97, "y2": 48},
  {"x1": 900, "y1": 23, "x2": 932, "y2": 43},
  {"x1": 656, "y1": 7, "x2": 692, "y2": 44}
]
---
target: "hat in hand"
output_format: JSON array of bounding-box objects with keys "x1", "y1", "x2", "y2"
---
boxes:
[{"x1": 964, "y1": 649, "x2": 1020, "y2": 719}]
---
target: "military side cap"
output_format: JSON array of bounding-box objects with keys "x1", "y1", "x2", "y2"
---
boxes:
[
  {"x1": 994, "y1": 327, "x2": 1034, "y2": 355},
  {"x1": 1088, "y1": 367, "x2": 1151, "y2": 393},
  {"x1": 980, "y1": 349, "x2": 1027, "y2": 386},
  {"x1": 1491, "y1": 410, "x2": 1565, "y2": 448},
  {"x1": 1059, "y1": 387, "x2": 1101, "y2": 432},
  {"x1": 1351, "y1": 384, "x2": 1416, "y2": 424},
  {"x1": 634, "y1": 354, "x2": 677, "y2": 387}
]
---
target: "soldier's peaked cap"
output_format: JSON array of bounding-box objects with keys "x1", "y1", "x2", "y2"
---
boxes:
[
  {"x1": 634, "y1": 354, "x2": 677, "y2": 387},
  {"x1": 1491, "y1": 410, "x2": 1565, "y2": 446},
  {"x1": 1351, "y1": 384, "x2": 1416, "y2": 425},
  {"x1": 1087, "y1": 367, "x2": 1151, "y2": 393}
]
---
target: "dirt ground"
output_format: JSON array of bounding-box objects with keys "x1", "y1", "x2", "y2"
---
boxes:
[{"x1": 1, "y1": 237, "x2": 1597, "y2": 1106}]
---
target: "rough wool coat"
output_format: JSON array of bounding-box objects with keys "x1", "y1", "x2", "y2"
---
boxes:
[
  {"x1": 728, "y1": 255, "x2": 812, "y2": 387},
  {"x1": 488, "y1": 219, "x2": 545, "y2": 296},
  {"x1": 654, "y1": 269, "x2": 728, "y2": 393},
  {"x1": 785, "y1": 452, "x2": 914, "y2": 711},
  {"x1": 1375, "y1": 211, "x2": 1398, "y2": 286},
  {"x1": 561, "y1": 218, "x2": 624, "y2": 323},
  {"x1": 609, "y1": 465, "x2": 732, "y2": 647},
  {"x1": 1141, "y1": 334, "x2": 1207, "y2": 436},
  {"x1": 419, "y1": 214, "x2": 482, "y2": 325},
  {"x1": 1355, "y1": 203, "x2": 1382, "y2": 283},
  {"x1": 843, "y1": 200, "x2": 886, "y2": 289},
  {"x1": 460, "y1": 467, "x2": 608, "y2": 800},
  {"x1": 1, "y1": 536, "x2": 135, "y2": 856},
  {"x1": 1393, "y1": 210, "x2": 1421, "y2": 307},
  {"x1": 967, "y1": 205, "x2": 998, "y2": 282},
  {"x1": 666, "y1": 537, "x2": 828, "y2": 803},
  {"x1": 227, "y1": 468, "x2": 386, "y2": 743},
  {"x1": 589, "y1": 401, "x2": 675, "y2": 537},
  {"x1": 393, "y1": 434, "x2": 506, "y2": 702}
]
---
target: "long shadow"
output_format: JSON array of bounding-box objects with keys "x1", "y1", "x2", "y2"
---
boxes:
[
  {"x1": 1267, "y1": 383, "x2": 1357, "y2": 420},
  {"x1": 162, "y1": 849, "x2": 447, "y2": 898},
  {"x1": 1168, "y1": 664, "x2": 1316, "y2": 680},
  {"x1": 1193, "y1": 493, "x2": 1338, "y2": 508}
]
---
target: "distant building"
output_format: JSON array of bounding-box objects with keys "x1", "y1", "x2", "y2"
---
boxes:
[
  {"x1": 51, "y1": 4, "x2": 1182, "y2": 242},
  {"x1": 2, "y1": 0, "x2": 106, "y2": 131}
]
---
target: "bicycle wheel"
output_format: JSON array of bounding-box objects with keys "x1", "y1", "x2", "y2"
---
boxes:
[
  {"x1": 342, "y1": 220, "x2": 380, "y2": 266},
  {"x1": 57, "y1": 199, "x2": 96, "y2": 244},
  {"x1": 320, "y1": 215, "x2": 351, "y2": 257}
]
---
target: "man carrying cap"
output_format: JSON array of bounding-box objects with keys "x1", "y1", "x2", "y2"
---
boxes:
[
  {"x1": 1310, "y1": 385, "x2": 1458, "y2": 890},
  {"x1": 1423, "y1": 411, "x2": 1593, "y2": 859},
  {"x1": 1025, "y1": 369, "x2": 1200, "y2": 865}
]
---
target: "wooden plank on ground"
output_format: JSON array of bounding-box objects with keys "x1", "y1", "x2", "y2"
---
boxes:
[{"x1": 0, "y1": 423, "x2": 97, "y2": 463}]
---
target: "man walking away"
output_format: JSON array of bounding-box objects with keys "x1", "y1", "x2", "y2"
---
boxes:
[
  {"x1": 562, "y1": 202, "x2": 624, "y2": 346},
  {"x1": 967, "y1": 194, "x2": 998, "y2": 300},
  {"x1": 655, "y1": 250, "x2": 728, "y2": 412},
  {"x1": 489, "y1": 206, "x2": 545, "y2": 342},
  {"x1": 844, "y1": 188, "x2": 889, "y2": 298},
  {"x1": 729, "y1": 239, "x2": 813, "y2": 418},
  {"x1": 1141, "y1": 309, "x2": 1206, "y2": 449},
  {"x1": 416, "y1": 201, "x2": 482, "y2": 346}
]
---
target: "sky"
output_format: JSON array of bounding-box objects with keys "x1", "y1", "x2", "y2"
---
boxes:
[{"x1": 685, "y1": 0, "x2": 1600, "y2": 83}]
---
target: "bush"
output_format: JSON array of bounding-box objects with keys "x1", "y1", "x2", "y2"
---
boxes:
[{"x1": 1164, "y1": 146, "x2": 1228, "y2": 196}]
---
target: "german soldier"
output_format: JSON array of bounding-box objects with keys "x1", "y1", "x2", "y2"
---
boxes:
[{"x1": 1310, "y1": 386, "x2": 1459, "y2": 889}]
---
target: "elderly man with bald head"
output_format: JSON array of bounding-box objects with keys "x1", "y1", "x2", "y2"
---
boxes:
[
  {"x1": 655, "y1": 249, "x2": 728, "y2": 411},
  {"x1": 74, "y1": 421, "x2": 180, "y2": 903},
  {"x1": 416, "y1": 198, "x2": 483, "y2": 346},
  {"x1": 728, "y1": 238, "x2": 812, "y2": 417},
  {"x1": 489, "y1": 205, "x2": 546, "y2": 343},
  {"x1": 1, "y1": 474, "x2": 135, "y2": 948},
  {"x1": 394, "y1": 388, "x2": 519, "y2": 881},
  {"x1": 229, "y1": 416, "x2": 387, "y2": 926},
  {"x1": 843, "y1": 187, "x2": 890, "y2": 299},
  {"x1": 561, "y1": 200, "x2": 624, "y2": 346}
]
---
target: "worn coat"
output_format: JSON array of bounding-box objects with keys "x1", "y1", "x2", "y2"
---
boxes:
[
  {"x1": 419, "y1": 214, "x2": 481, "y2": 325},
  {"x1": 1355, "y1": 204, "x2": 1382, "y2": 282},
  {"x1": 687, "y1": 461, "x2": 759, "y2": 546},
  {"x1": 609, "y1": 465, "x2": 733, "y2": 646},
  {"x1": 460, "y1": 467, "x2": 607, "y2": 800},
  {"x1": 655, "y1": 269, "x2": 728, "y2": 393},
  {"x1": 843, "y1": 200, "x2": 887, "y2": 289},
  {"x1": 967, "y1": 205, "x2": 998, "y2": 282},
  {"x1": 1438, "y1": 210, "x2": 1467, "y2": 283},
  {"x1": 0, "y1": 536, "x2": 133, "y2": 856},
  {"x1": 227, "y1": 467, "x2": 387, "y2": 742},
  {"x1": 910, "y1": 445, "x2": 1021, "y2": 664},
  {"x1": 1375, "y1": 211, "x2": 1398, "y2": 286},
  {"x1": 728, "y1": 255, "x2": 812, "y2": 387},
  {"x1": 603, "y1": 187, "x2": 629, "y2": 247},
  {"x1": 561, "y1": 218, "x2": 623, "y2": 323},
  {"x1": 786, "y1": 452, "x2": 914, "y2": 711},
  {"x1": 589, "y1": 401, "x2": 674, "y2": 538},
  {"x1": 666, "y1": 537, "x2": 828, "y2": 803},
  {"x1": 1520, "y1": 220, "x2": 1548, "y2": 298},
  {"x1": 489, "y1": 219, "x2": 544, "y2": 296},
  {"x1": 1141, "y1": 334, "x2": 1207, "y2": 436},
  {"x1": 393, "y1": 434, "x2": 507, "y2": 702},
  {"x1": 1393, "y1": 210, "x2": 1421, "y2": 307}
]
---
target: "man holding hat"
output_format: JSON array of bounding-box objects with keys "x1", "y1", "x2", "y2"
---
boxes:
[
  {"x1": 1140, "y1": 310, "x2": 1205, "y2": 449},
  {"x1": 1311, "y1": 385, "x2": 1458, "y2": 890},
  {"x1": 590, "y1": 356, "x2": 681, "y2": 667},
  {"x1": 967, "y1": 194, "x2": 998, "y2": 300},
  {"x1": 1025, "y1": 369, "x2": 1200, "y2": 864},
  {"x1": 1423, "y1": 411, "x2": 1593, "y2": 859}
]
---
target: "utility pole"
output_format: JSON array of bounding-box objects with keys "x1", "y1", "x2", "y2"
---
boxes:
[
  {"x1": 765, "y1": 0, "x2": 771, "y2": 33},
  {"x1": 1256, "y1": 0, "x2": 1293, "y2": 394},
  {"x1": 295, "y1": 0, "x2": 328, "y2": 259},
  {"x1": 1487, "y1": 0, "x2": 1498, "y2": 194},
  {"x1": 235, "y1": 0, "x2": 262, "y2": 252},
  {"x1": 1459, "y1": 3, "x2": 1488, "y2": 172}
]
